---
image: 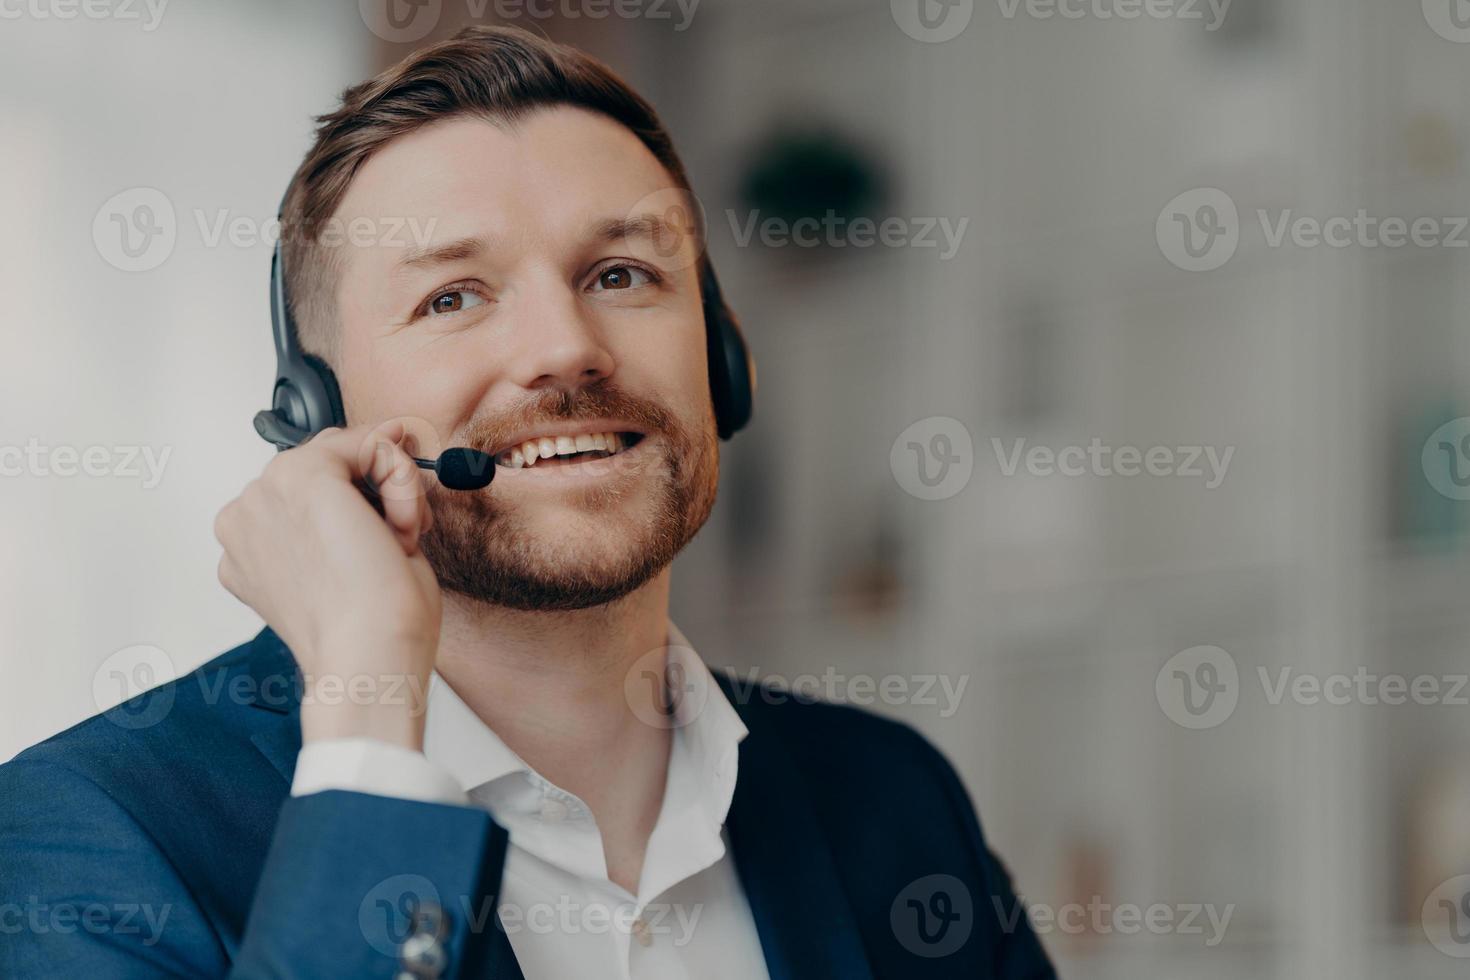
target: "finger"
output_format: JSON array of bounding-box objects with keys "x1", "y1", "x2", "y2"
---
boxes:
[
  {"x1": 366, "y1": 433, "x2": 427, "y2": 554},
  {"x1": 216, "y1": 553, "x2": 244, "y2": 602},
  {"x1": 362, "y1": 420, "x2": 434, "y2": 549},
  {"x1": 279, "y1": 421, "x2": 431, "y2": 553},
  {"x1": 298, "y1": 420, "x2": 409, "y2": 486},
  {"x1": 212, "y1": 499, "x2": 236, "y2": 549}
]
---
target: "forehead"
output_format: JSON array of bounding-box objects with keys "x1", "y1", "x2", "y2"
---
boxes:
[{"x1": 334, "y1": 106, "x2": 678, "y2": 246}]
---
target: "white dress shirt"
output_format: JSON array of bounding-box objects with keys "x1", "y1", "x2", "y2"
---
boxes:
[{"x1": 290, "y1": 621, "x2": 770, "y2": 980}]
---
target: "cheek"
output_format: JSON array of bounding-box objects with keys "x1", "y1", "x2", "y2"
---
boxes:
[
  {"x1": 621, "y1": 316, "x2": 712, "y2": 418},
  {"x1": 683, "y1": 327, "x2": 718, "y2": 424},
  {"x1": 337, "y1": 335, "x2": 487, "y2": 449}
]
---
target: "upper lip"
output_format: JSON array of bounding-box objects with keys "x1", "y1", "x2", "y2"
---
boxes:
[{"x1": 488, "y1": 421, "x2": 647, "y2": 457}]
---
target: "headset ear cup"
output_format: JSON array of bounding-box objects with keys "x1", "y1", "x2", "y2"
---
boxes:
[
  {"x1": 711, "y1": 313, "x2": 753, "y2": 439},
  {"x1": 302, "y1": 353, "x2": 346, "y2": 430},
  {"x1": 701, "y1": 264, "x2": 754, "y2": 440},
  {"x1": 266, "y1": 236, "x2": 347, "y2": 439}
]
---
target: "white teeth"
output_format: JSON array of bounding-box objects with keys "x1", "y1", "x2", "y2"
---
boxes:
[{"x1": 501, "y1": 431, "x2": 631, "y2": 469}]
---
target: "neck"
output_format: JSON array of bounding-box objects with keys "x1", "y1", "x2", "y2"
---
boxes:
[{"x1": 432, "y1": 569, "x2": 675, "y2": 892}]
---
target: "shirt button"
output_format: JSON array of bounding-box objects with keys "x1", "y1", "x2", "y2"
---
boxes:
[
  {"x1": 539, "y1": 798, "x2": 569, "y2": 822},
  {"x1": 632, "y1": 916, "x2": 653, "y2": 947}
]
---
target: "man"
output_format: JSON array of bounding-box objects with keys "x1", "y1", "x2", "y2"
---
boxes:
[{"x1": 0, "y1": 25, "x2": 1054, "y2": 980}]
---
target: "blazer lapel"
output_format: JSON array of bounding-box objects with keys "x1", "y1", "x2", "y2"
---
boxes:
[{"x1": 717, "y1": 674, "x2": 876, "y2": 980}]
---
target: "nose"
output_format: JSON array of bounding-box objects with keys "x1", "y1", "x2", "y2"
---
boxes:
[{"x1": 506, "y1": 271, "x2": 616, "y2": 394}]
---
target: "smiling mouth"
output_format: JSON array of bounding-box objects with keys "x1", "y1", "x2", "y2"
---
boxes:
[{"x1": 494, "y1": 431, "x2": 646, "y2": 469}]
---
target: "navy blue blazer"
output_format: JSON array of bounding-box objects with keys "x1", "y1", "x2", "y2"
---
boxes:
[{"x1": 0, "y1": 627, "x2": 1055, "y2": 979}]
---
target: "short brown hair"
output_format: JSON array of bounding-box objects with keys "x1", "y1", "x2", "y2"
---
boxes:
[{"x1": 279, "y1": 24, "x2": 705, "y2": 364}]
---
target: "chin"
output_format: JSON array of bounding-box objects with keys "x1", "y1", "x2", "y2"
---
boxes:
[
  {"x1": 456, "y1": 538, "x2": 669, "y2": 612},
  {"x1": 518, "y1": 523, "x2": 651, "y2": 577},
  {"x1": 514, "y1": 488, "x2": 660, "y2": 540}
]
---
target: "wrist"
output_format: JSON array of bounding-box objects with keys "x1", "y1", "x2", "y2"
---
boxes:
[
  {"x1": 294, "y1": 631, "x2": 436, "y2": 751},
  {"x1": 299, "y1": 698, "x2": 427, "y2": 751}
]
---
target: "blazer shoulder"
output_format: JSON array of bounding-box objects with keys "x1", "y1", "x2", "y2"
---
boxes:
[{"x1": 3, "y1": 631, "x2": 276, "y2": 802}]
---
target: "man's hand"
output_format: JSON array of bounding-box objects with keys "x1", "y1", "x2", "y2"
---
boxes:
[{"x1": 213, "y1": 420, "x2": 441, "y2": 750}]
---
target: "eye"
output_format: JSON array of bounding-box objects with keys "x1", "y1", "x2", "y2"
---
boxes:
[
  {"x1": 420, "y1": 286, "x2": 488, "y2": 318},
  {"x1": 591, "y1": 264, "x2": 657, "y2": 292}
]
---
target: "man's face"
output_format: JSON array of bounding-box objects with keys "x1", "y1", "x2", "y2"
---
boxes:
[{"x1": 330, "y1": 107, "x2": 719, "y2": 610}]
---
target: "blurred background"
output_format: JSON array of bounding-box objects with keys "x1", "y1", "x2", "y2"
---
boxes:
[{"x1": 5, "y1": 0, "x2": 1470, "y2": 976}]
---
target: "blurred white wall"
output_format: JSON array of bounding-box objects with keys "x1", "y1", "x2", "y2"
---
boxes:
[{"x1": 0, "y1": 2, "x2": 371, "y2": 756}]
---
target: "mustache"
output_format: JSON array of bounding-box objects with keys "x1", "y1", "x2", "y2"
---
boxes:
[{"x1": 451, "y1": 382, "x2": 677, "y2": 456}]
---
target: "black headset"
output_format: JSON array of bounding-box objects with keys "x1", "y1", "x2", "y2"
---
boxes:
[{"x1": 255, "y1": 200, "x2": 755, "y2": 461}]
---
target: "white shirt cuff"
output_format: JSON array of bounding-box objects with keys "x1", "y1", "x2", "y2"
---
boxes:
[{"x1": 290, "y1": 736, "x2": 470, "y2": 807}]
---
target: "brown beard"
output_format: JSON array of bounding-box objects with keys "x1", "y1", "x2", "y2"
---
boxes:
[{"x1": 418, "y1": 382, "x2": 719, "y2": 611}]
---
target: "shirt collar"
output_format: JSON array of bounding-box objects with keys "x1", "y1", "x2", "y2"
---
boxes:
[
  {"x1": 422, "y1": 668, "x2": 527, "y2": 795},
  {"x1": 659, "y1": 619, "x2": 748, "y2": 831},
  {"x1": 421, "y1": 619, "x2": 748, "y2": 893}
]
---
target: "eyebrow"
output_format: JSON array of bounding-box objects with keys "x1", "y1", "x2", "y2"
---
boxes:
[
  {"x1": 390, "y1": 211, "x2": 697, "y2": 277},
  {"x1": 393, "y1": 236, "x2": 487, "y2": 275},
  {"x1": 590, "y1": 212, "x2": 699, "y2": 248}
]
